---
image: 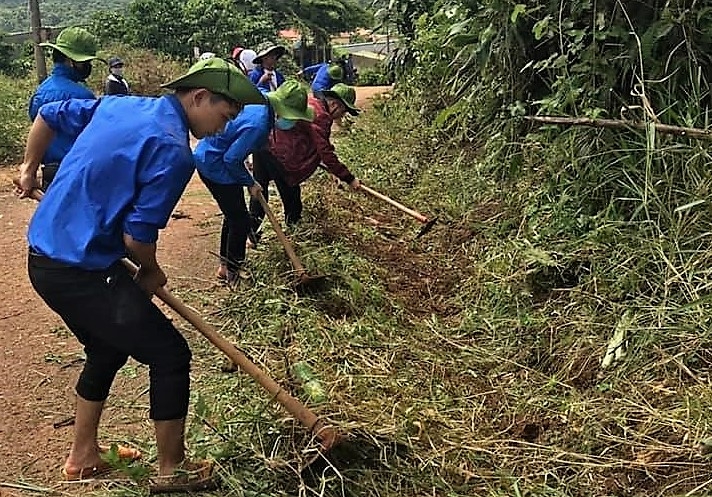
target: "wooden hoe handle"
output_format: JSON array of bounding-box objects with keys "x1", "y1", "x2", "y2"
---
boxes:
[
  {"x1": 255, "y1": 192, "x2": 308, "y2": 276},
  {"x1": 360, "y1": 184, "x2": 429, "y2": 223},
  {"x1": 121, "y1": 260, "x2": 337, "y2": 448}
]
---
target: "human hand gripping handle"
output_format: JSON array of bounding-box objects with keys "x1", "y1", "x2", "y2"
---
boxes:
[
  {"x1": 247, "y1": 182, "x2": 262, "y2": 198},
  {"x1": 16, "y1": 166, "x2": 42, "y2": 199},
  {"x1": 123, "y1": 234, "x2": 166, "y2": 296},
  {"x1": 12, "y1": 177, "x2": 42, "y2": 201},
  {"x1": 133, "y1": 263, "x2": 167, "y2": 296}
]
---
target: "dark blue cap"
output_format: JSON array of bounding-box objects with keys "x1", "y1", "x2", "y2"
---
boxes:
[{"x1": 108, "y1": 56, "x2": 124, "y2": 67}]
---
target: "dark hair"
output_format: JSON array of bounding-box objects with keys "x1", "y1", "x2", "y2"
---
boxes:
[
  {"x1": 174, "y1": 87, "x2": 240, "y2": 108},
  {"x1": 52, "y1": 49, "x2": 67, "y2": 64}
]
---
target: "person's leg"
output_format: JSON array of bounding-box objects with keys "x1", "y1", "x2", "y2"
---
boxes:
[
  {"x1": 273, "y1": 176, "x2": 303, "y2": 226},
  {"x1": 29, "y1": 256, "x2": 193, "y2": 477},
  {"x1": 155, "y1": 419, "x2": 186, "y2": 475},
  {"x1": 199, "y1": 174, "x2": 249, "y2": 274},
  {"x1": 28, "y1": 256, "x2": 129, "y2": 473},
  {"x1": 217, "y1": 216, "x2": 229, "y2": 278},
  {"x1": 94, "y1": 264, "x2": 192, "y2": 474}
]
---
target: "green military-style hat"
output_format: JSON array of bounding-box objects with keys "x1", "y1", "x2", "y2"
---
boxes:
[
  {"x1": 322, "y1": 83, "x2": 360, "y2": 116},
  {"x1": 40, "y1": 27, "x2": 98, "y2": 62},
  {"x1": 266, "y1": 79, "x2": 315, "y2": 121},
  {"x1": 161, "y1": 57, "x2": 265, "y2": 105},
  {"x1": 253, "y1": 44, "x2": 287, "y2": 65},
  {"x1": 327, "y1": 64, "x2": 343, "y2": 81}
]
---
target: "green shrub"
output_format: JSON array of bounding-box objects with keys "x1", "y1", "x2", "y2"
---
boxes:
[
  {"x1": 0, "y1": 73, "x2": 33, "y2": 165},
  {"x1": 0, "y1": 39, "x2": 33, "y2": 78},
  {"x1": 356, "y1": 64, "x2": 393, "y2": 86}
]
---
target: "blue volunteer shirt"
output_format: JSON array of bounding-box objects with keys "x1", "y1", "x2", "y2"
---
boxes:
[
  {"x1": 28, "y1": 95, "x2": 195, "y2": 270},
  {"x1": 193, "y1": 104, "x2": 271, "y2": 185},
  {"x1": 249, "y1": 67, "x2": 285, "y2": 93},
  {"x1": 303, "y1": 63, "x2": 337, "y2": 92},
  {"x1": 28, "y1": 64, "x2": 96, "y2": 165}
]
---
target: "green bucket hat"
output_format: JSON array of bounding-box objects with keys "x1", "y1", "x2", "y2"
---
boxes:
[
  {"x1": 161, "y1": 57, "x2": 265, "y2": 105},
  {"x1": 322, "y1": 83, "x2": 360, "y2": 116},
  {"x1": 327, "y1": 64, "x2": 343, "y2": 81},
  {"x1": 266, "y1": 79, "x2": 315, "y2": 121},
  {"x1": 40, "y1": 27, "x2": 98, "y2": 62},
  {"x1": 253, "y1": 44, "x2": 287, "y2": 65}
]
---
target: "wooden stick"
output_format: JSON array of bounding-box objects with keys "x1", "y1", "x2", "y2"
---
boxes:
[
  {"x1": 525, "y1": 115, "x2": 712, "y2": 141},
  {"x1": 360, "y1": 184, "x2": 429, "y2": 223},
  {"x1": 255, "y1": 192, "x2": 308, "y2": 276}
]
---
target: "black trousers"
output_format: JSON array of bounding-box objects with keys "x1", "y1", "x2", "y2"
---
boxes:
[
  {"x1": 28, "y1": 253, "x2": 191, "y2": 421},
  {"x1": 198, "y1": 173, "x2": 251, "y2": 272},
  {"x1": 41, "y1": 163, "x2": 60, "y2": 191},
  {"x1": 249, "y1": 149, "x2": 302, "y2": 234}
]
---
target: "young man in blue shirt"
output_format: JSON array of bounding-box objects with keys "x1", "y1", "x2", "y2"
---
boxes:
[
  {"x1": 298, "y1": 62, "x2": 343, "y2": 95},
  {"x1": 16, "y1": 58, "x2": 264, "y2": 491},
  {"x1": 29, "y1": 27, "x2": 99, "y2": 190},
  {"x1": 249, "y1": 44, "x2": 286, "y2": 92},
  {"x1": 193, "y1": 79, "x2": 315, "y2": 284}
]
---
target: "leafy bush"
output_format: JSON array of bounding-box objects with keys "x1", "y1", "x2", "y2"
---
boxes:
[
  {"x1": 0, "y1": 72, "x2": 33, "y2": 164},
  {"x1": 0, "y1": 38, "x2": 33, "y2": 78},
  {"x1": 356, "y1": 64, "x2": 393, "y2": 86}
]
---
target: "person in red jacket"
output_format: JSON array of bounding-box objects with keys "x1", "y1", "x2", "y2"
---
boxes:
[{"x1": 248, "y1": 83, "x2": 361, "y2": 240}]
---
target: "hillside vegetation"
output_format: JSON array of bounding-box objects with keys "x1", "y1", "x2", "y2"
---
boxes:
[{"x1": 0, "y1": 0, "x2": 130, "y2": 32}]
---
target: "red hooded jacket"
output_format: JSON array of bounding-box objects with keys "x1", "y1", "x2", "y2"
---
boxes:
[{"x1": 267, "y1": 95, "x2": 355, "y2": 187}]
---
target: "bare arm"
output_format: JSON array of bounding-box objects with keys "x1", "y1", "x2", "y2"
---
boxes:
[
  {"x1": 17, "y1": 115, "x2": 55, "y2": 197},
  {"x1": 123, "y1": 233, "x2": 166, "y2": 295}
]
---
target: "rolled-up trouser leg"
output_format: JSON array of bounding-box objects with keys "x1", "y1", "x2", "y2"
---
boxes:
[
  {"x1": 28, "y1": 254, "x2": 192, "y2": 420},
  {"x1": 76, "y1": 347, "x2": 128, "y2": 401}
]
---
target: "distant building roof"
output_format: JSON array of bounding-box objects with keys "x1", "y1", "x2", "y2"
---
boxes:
[{"x1": 279, "y1": 29, "x2": 301, "y2": 41}]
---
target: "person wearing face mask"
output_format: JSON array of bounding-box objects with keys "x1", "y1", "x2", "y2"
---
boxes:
[
  {"x1": 104, "y1": 56, "x2": 130, "y2": 96},
  {"x1": 249, "y1": 44, "x2": 287, "y2": 93},
  {"x1": 248, "y1": 83, "x2": 361, "y2": 239},
  {"x1": 29, "y1": 27, "x2": 99, "y2": 191},
  {"x1": 193, "y1": 79, "x2": 314, "y2": 284},
  {"x1": 17, "y1": 57, "x2": 265, "y2": 491}
]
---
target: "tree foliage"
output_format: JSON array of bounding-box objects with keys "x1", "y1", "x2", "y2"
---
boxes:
[{"x1": 86, "y1": 0, "x2": 370, "y2": 58}]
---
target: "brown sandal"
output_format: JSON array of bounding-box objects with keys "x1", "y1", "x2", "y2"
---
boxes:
[{"x1": 149, "y1": 459, "x2": 217, "y2": 494}]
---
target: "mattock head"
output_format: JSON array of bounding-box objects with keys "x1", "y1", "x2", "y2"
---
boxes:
[{"x1": 416, "y1": 217, "x2": 438, "y2": 238}]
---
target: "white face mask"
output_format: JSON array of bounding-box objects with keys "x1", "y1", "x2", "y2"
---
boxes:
[{"x1": 111, "y1": 67, "x2": 124, "y2": 77}]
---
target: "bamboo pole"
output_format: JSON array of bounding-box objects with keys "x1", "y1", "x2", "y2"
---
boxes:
[{"x1": 525, "y1": 115, "x2": 712, "y2": 141}]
